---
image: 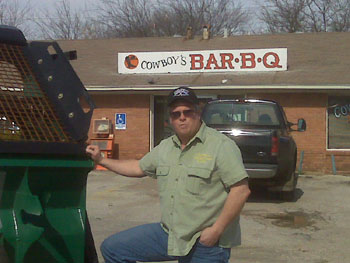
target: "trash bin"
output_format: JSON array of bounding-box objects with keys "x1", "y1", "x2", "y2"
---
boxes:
[
  {"x1": 0, "y1": 25, "x2": 95, "y2": 262},
  {"x1": 0, "y1": 156, "x2": 94, "y2": 262}
]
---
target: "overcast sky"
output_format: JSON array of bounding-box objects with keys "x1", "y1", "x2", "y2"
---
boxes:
[
  {"x1": 27, "y1": 0, "x2": 264, "y2": 27},
  {"x1": 19, "y1": 0, "x2": 264, "y2": 38},
  {"x1": 28, "y1": 0, "x2": 263, "y2": 11},
  {"x1": 30, "y1": 0, "x2": 94, "y2": 12}
]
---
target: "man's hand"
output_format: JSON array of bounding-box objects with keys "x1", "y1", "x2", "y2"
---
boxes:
[
  {"x1": 86, "y1": 145, "x2": 145, "y2": 178},
  {"x1": 199, "y1": 226, "x2": 222, "y2": 247},
  {"x1": 86, "y1": 145, "x2": 103, "y2": 164},
  {"x1": 199, "y1": 179, "x2": 250, "y2": 247}
]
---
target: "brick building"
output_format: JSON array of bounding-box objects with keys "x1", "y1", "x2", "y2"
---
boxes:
[{"x1": 57, "y1": 32, "x2": 350, "y2": 174}]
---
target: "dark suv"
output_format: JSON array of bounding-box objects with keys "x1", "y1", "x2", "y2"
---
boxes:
[{"x1": 201, "y1": 99, "x2": 306, "y2": 201}]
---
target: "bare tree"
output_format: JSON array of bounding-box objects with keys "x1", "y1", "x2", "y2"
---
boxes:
[
  {"x1": 95, "y1": 0, "x2": 250, "y2": 38},
  {"x1": 327, "y1": 0, "x2": 350, "y2": 31},
  {"x1": 81, "y1": 20, "x2": 110, "y2": 39},
  {"x1": 33, "y1": 0, "x2": 91, "y2": 40},
  {"x1": 259, "y1": 0, "x2": 350, "y2": 33},
  {"x1": 259, "y1": 0, "x2": 307, "y2": 33},
  {"x1": 210, "y1": 0, "x2": 249, "y2": 35},
  {"x1": 304, "y1": 0, "x2": 334, "y2": 31},
  {"x1": 0, "y1": 0, "x2": 33, "y2": 37},
  {"x1": 96, "y1": 0, "x2": 156, "y2": 38},
  {"x1": 153, "y1": 0, "x2": 249, "y2": 36},
  {"x1": 303, "y1": 0, "x2": 350, "y2": 32}
]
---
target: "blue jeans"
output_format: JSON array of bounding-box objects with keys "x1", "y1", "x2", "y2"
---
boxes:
[{"x1": 101, "y1": 223, "x2": 231, "y2": 263}]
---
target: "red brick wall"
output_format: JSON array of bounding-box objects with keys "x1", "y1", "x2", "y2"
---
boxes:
[
  {"x1": 86, "y1": 92, "x2": 350, "y2": 174},
  {"x1": 87, "y1": 94, "x2": 150, "y2": 160},
  {"x1": 326, "y1": 152, "x2": 350, "y2": 175},
  {"x1": 250, "y1": 92, "x2": 328, "y2": 173}
]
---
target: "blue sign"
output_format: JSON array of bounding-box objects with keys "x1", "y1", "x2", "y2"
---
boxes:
[{"x1": 115, "y1": 113, "x2": 126, "y2": 130}]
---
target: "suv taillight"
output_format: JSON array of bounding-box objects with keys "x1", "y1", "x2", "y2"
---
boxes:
[{"x1": 271, "y1": 135, "x2": 279, "y2": 156}]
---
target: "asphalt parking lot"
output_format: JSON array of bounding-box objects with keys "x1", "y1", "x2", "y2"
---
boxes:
[{"x1": 1, "y1": 171, "x2": 350, "y2": 263}]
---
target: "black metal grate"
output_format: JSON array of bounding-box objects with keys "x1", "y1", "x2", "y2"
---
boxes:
[{"x1": 0, "y1": 43, "x2": 73, "y2": 143}]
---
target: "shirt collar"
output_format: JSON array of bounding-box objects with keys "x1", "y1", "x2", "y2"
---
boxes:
[{"x1": 172, "y1": 122, "x2": 207, "y2": 147}]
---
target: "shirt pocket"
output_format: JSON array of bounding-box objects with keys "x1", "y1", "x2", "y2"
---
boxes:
[
  {"x1": 156, "y1": 166, "x2": 170, "y2": 192},
  {"x1": 186, "y1": 167, "x2": 212, "y2": 195}
]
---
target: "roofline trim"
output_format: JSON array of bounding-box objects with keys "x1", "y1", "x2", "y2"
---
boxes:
[{"x1": 85, "y1": 85, "x2": 350, "y2": 91}]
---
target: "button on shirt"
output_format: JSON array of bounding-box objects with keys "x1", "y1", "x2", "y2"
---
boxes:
[{"x1": 139, "y1": 123, "x2": 248, "y2": 256}]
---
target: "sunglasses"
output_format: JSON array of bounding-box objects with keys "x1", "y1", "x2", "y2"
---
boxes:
[{"x1": 170, "y1": 109, "x2": 196, "y2": 119}]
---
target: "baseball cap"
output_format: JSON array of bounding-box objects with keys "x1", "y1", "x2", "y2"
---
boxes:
[{"x1": 167, "y1": 87, "x2": 199, "y2": 106}]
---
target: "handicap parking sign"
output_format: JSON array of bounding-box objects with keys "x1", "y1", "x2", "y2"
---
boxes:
[{"x1": 115, "y1": 113, "x2": 126, "y2": 130}]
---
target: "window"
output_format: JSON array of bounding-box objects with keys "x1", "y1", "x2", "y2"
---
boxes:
[
  {"x1": 328, "y1": 96, "x2": 350, "y2": 149},
  {"x1": 154, "y1": 96, "x2": 172, "y2": 146},
  {"x1": 202, "y1": 101, "x2": 280, "y2": 126}
]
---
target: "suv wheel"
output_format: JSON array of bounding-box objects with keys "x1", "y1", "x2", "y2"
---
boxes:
[{"x1": 280, "y1": 159, "x2": 298, "y2": 201}]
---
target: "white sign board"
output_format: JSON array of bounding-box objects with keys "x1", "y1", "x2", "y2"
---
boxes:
[{"x1": 118, "y1": 48, "x2": 287, "y2": 74}]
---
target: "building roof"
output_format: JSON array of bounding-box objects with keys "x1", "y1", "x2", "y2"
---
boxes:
[{"x1": 55, "y1": 32, "x2": 350, "y2": 91}]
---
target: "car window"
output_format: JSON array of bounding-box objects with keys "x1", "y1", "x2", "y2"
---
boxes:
[{"x1": 202, "y1": 102, "x2": 281, "y2": 126}]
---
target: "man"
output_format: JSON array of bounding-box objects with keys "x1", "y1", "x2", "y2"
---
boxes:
[{"x1": 86, "y1": 87, "x2": 250, "y2": 263}]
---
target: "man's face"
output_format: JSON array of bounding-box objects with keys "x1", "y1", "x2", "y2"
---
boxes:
[{"x1": 169, "y1": 100, "x2": 201, "y2": 142}]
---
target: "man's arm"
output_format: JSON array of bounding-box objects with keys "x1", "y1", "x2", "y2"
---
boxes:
[
  {"x1": 86, "y1": 145, "x2": 145, "y2": 178},
  {"x1": 199, "y1": 179, "x2": 250, "y2": 246}
]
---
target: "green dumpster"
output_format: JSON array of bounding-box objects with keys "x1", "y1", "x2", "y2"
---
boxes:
[
  {"x1": 0, "y1": 156, "x2": 94, "y2": 262},
  {"x1": 0, "y1": 25, "x2": 96, "y2": 262}
]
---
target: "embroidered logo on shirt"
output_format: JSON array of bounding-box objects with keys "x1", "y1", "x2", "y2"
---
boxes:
[{"x1": 194, "y1": 153, "x2": 213, "y2": 163}]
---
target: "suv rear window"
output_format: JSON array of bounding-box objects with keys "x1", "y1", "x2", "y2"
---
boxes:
[{"x1": 202, "y1": 101, "x2": 281, "y2": 126}]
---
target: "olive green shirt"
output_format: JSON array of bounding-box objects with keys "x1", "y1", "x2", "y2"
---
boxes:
[{"x1": 139, "y1": 123, "x2": 248, "y2": 256}]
